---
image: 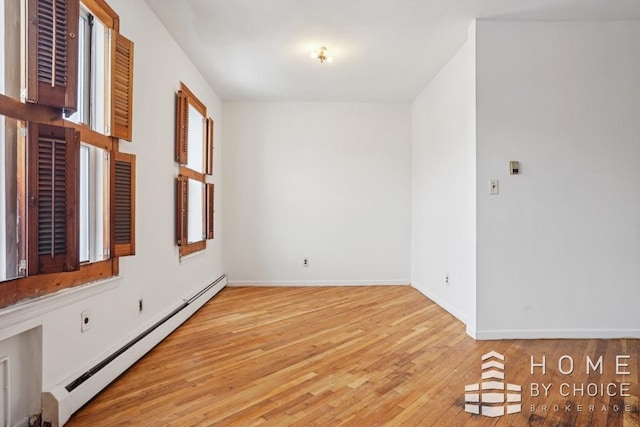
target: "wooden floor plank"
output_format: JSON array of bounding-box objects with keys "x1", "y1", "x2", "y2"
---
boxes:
[{"x1": 66, "y1": 286, "x2": 639, "y2": 426}]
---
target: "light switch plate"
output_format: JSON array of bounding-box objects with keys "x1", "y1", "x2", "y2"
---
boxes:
[
  {"x1": 490, "y1": 179, "x2": 499, "y2": 195},
  {"x1": 509, "y1": 161, "x2": 520, "y2": 175}
]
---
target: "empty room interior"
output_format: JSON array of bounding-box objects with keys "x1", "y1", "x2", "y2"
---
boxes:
[{"x1": 1, "y1": 0, "x2": 639, "y2": 425}]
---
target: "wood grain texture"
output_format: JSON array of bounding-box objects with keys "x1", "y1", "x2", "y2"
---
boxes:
[
  {"x1": 0, "y1": 94, "x2": 63, "y2": 124},
  {"x1": 66, "y1": 286, "x2": 640, "y2": 426},
  {"x1": 0, "y1": 259, "x2": 116, "y2": 309},
  {"x1": 110, "y1": 31, "x2": 134, "y2": 141},
  {"x1": 111, "y1": 151, "x2": 136, "y2": 257}
]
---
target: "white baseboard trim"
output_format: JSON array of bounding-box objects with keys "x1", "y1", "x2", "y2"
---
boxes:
[
  {"x1": 474, "y1": 329, "x2": 640, "y2": 340},
  {"x1": 227, "y1": 280, "x2": 410, "y2": 287},
  {"x1": 465, "y1": 325, "x2": 477, "y2": 339},
  {"x1": 410, "y1": 281, "x2": 472, "y2": 332},
  {"x1": 42, "y1": 275, "x2": 227, "y2": 427}
]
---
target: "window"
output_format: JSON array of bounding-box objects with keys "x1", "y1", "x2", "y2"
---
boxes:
[
  {"x1": 175, "y1": 82, "x2": 214, "y2": 256},
  {"x1": 67, "y1": 6, "x2": 101, "y2": 127},
  {"x1": 0, "y1": 116, "x2": 22, "y2": 282},
  {"x1": 1, "y1": 0, "x2": 21, "y2": 100},
  {"x1": 66, "y1": 0, "x2": 133, "y2": 141},
  {"x1": 0, "y1": 0, "x2": 135, "y2": 308},
  {"x1": 79, "y1": 143, "x2": 108, "y2": 263}
]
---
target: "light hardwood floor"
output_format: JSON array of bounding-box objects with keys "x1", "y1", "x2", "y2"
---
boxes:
[{"x1": 67, "y1": 286, "x2": 639, "y2": 426}]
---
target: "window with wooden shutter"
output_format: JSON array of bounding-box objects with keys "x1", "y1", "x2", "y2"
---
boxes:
[
  {"x1": 0, "y1": 0, "x2": 137, "y2": 309},
  {"x1": 176, "y1": 175, "x2": 207, "y2": 256},
  {"x1": 174, "y1": 83, "x2": 213, "y2": 257},
  {"x1": 111, "y1": 151, "x2": 135, "y2": 257},
  {"x1": 206, "y1": 183, "x2": 214, "y2": 240},
  {"x1": 26, "y1": 0, "x2": 79, "y2": 111},
  {"x1": 27, "y1": 122, "x2": 79, "y2": 275},
  {"x1": 110, "y1": 31, "x2": 134, "y2": 141}
]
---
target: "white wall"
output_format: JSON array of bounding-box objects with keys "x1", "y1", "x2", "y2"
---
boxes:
[
  {"x1": 476, "y1": 21, "x2": 640, "y2": 338},
  {"x1": 411, "y1": 23, "x2": 476, "y2": 332},
  {"x1": 223, "y1": 102, "x2": 411, "y2": 285},
  {"x1": 0, "y1": 0, "x2": 223, "y2": 404},
  {"x1": 0, "y1": 328, "x2": 41, "y2": 427}
]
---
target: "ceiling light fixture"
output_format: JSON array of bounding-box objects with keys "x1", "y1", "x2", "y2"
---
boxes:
[{"x1": 310, "y1": 46, "x2": 333, "y2": 63}]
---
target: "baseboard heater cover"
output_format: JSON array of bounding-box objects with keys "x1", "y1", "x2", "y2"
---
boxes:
[{"x1": 42, "y1": 275, "x2": 226, "y2": 427}]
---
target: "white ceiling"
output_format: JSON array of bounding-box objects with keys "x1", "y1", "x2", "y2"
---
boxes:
[{"x1": 145, "y1": 0, "x2": 640, "y2": 102}]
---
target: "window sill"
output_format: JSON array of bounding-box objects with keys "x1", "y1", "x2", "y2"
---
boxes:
[
  {"x1": 179, "y1": 245, "x2": 208, "y2": 262},
  {"x1": 179, "y1": 240, "x2": 207, "y2": 258},
  {"x1": 0, "y1": 259, "x2": 118, "y2": 311}
]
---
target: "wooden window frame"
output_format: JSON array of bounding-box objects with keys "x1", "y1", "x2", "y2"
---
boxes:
[
  {"x1": 175, "y1": 83, "x2": 207, "y2": 166},
  {"x1": 64, "y1": 0, "x2": 134, "y2": 141},
  {"x1": 81, "y1": 0, "x2": 119, "y2": 31},
  {"x1": 0, "y1": 258, "x2": 119, "y2": 308},
  {"x1": 0, "y1": 103, "x2": 124, "y2": 309},
  {"x1": 175, "y1": 82, "x2": 214, "y2": 257},
  {"x1": 0, "y1": 0, "x2": 135, "y2": 309},
  {"x1": 176, "y1": 166, "x2": 208, "y2": 257}
]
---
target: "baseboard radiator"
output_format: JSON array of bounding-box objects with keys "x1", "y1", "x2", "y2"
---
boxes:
[{"x1": 42, "y1": 275, "x2": 227, "y2": 427}]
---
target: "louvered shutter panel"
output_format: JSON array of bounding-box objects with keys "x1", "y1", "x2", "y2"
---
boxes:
[
  {"x1": 176, "y1": 176, "x2": 188, "y2": 246},
  {"x1": 26, "y1": 0, "x2": 79, "y2": 110},
  {"x1": 111, "y1": 152, "x2": 135, "y2": 257},
  {"x1": 206, "y1": 183, "x2": 214, "y2": 239},
  {"x1": 110, "y1": 31, "x2": 134, "y2": 141},
  {"x1": 27, "y1": 123, "x2": 79, "y2": 275},
  {"x1": 175, "y1": 92, "x2": 189, "y2": 164},
  {"x1": 205, "y1": 117, "x2": 214, "y2": 175}
]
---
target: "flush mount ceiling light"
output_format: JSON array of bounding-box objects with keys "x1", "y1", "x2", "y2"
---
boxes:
[{"x1": 310, "y1": 46, "x2": 333, "y2": 63}]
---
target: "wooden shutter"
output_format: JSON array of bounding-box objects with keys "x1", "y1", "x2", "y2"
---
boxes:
[
  {"x1": 205, "y1": 117, "x2": 214, "y2": 175},
  {"x1": 111, "y1": 152, "x2": 135, "y2": 257},
  {"x1": 26, "y1": 0, "x2": 79, "y2": 110},
  {"x1": 27, "y1": 122, "x2": 79, "y2": 274},
  {"x1": 175, "y1": 92, "x2": 189, "y2": 164},
  {"x1": 206, "y1": 183, "x2": 214, "y2": 239},
  {"x1": 110, "y1": 31, "x2": 134, "y2": 141},
  {"x1": 176, "y1": 176, "x2": 188, "y2": 246}
]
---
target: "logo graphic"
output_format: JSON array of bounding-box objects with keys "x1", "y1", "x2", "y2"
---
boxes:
[{"x1": 464, "y1": 351, "x2": 522, "y2": 417}]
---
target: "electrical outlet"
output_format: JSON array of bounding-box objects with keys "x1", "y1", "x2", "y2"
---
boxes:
[
  {"x1": 303, "y1": 258, "x2": 310, "y2": 267},
  {"x1": 138, "y1": 299, "x2": 144, "y2": 313},
  {"x1": 445, "y1": 274, "x2": 450, "y2": 286},
  {"x1": 81, "y1": 310, "x2": 91, "y2": 332}
]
